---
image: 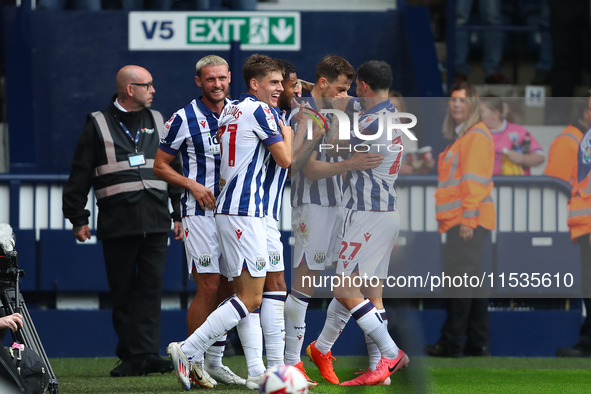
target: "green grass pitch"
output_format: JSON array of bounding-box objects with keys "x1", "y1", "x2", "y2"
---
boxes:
[{"x1": 50, "y1": 356, "x2": 591, "y2": 394}]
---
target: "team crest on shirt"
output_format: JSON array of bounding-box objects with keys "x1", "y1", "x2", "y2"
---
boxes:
[
  {"x1": 219, "y1": 177, "x2": 226, "y2": 190},
  {"x1": 256, "y1": 257, "x2": 266, "y2": 271},
  {"x1": 269, "y1": 251, "x2": 281, "y2": 266},
  {"x1": 314, "y1": 250, "x2": 326, "y2": 265},
  {"x1": 199, "y1": 253, "x2": 211, "y2": 267}
]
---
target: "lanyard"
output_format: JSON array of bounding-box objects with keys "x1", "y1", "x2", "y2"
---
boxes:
[{"x1": 119, "y1": 121, "x2": 140, "y2": 152}]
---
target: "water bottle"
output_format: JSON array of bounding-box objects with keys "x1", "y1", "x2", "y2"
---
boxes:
[
  {"x1": 522, "y1": 133, "x2": 531, "y2": 154},
  {"x1": 512, "y1": 137, "x2": 523, "y2": 154}
]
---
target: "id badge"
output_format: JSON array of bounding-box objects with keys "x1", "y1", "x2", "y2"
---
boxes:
[{"x1": 128, "y1": 152, "x2": 146, "y2": 167}]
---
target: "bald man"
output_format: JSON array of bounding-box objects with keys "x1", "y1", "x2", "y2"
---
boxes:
[{"x1": 63, "y1": 65, "x2": 182, "y2": 377}]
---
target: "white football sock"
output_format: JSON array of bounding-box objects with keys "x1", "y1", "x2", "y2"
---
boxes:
[
  {"x1": 205, "y1": 334, "x2": 227, "y2": 368},
  {"x1": 261, "y1": 291, "x2": 287, "y2": 368},
  {"x1": 284, "y1": 290, "x2": 311, "y2": 366},
  {"x1": 182, "y1": 295, "x2": 248, "y2": 361},
  {"x1": 365, "y1": 309, "x2": 387, "y2": 370},
  {"x1": 237, "y1": 306, "x2": 265, "y2": 377},
  {"x1": 351, "y1": 300, "x2": 398, "y2": 360},
  {"x1": 315, "y1": 298, "x2": 351, "y2": 355}
]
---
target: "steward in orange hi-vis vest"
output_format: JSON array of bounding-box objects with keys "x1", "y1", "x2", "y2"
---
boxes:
[
  {"x1": 543, "y1": 124, "x2": 584, "y2": 185},
  {"x1": 543, "y1": 119, "x2": 588, "y2": 241},
  {"x1": 435, "y1": 121, "x2": 496, "y2": 234},
  {"x1": 554, "y1": 97, "x2": 591, "y2": 358}
]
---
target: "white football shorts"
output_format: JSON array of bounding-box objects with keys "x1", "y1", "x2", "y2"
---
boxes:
[
  {"x1": 336, "y1": 209, "x2": 400, "y2": 280},
  {"x1": 216, "y1": 214, "x2": 268, "y2": 279},
  {"x1": 266, "y1": 216, "x2": 284, "y2": 273},
  {"x1": 182, "y1": 215, "x2": 227, "y2": 279},
  {"x1": 292, "y1": 204, "x2": 344, "y2": 271}
]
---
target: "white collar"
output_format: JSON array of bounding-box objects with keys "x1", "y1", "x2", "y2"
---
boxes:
[
  {"x1": 489, "y1": 118, "x2": 508, "y2": 134},
  {"x1": 114, "y1": 99, "x2": 128, "y2": 112},
  {"x1": 454, "y1": 121, "x2": 465, "y2": 135}
]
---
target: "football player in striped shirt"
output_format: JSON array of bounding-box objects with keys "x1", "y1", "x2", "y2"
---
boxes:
[
  {"x1": 166, "y1": 54, "x2": 292, "y2": 391},
  {"x1": 154, "y1": 55, "x2": 246, "y2": 388},
  {"x1": 284, "y1": 56, "x2": 385, "y2": 384},
  {"x1": 254, "y1": 60, "x2": 300, "y2": 372},
  {"x1": 309, "y1": 60, "x2": 409, "y2": 386}
]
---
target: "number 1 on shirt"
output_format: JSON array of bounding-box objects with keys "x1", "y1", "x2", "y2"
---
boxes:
[{"x1": 218, "y1": 124, "x2": 238, "y2": 166}]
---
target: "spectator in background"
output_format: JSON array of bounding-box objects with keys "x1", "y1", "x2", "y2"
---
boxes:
[
  {"x1": 530, "y1": 0, "x2": 553, "y2": 85},
  {"x1": 455, "y1": 0, "x2": 508, "y2": 84},
  {"x1": 424, "y1": 82, "x2": 495, "y2": 358},
  {"x1": 480, "y1": 96, "x2": 545, "y2": 175},
  {"x1": 549, "y1": 0, "x2": 590, "y2": 97}
]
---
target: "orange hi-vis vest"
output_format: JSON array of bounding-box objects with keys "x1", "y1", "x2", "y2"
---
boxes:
[
  {"x1": 436, "y1": 121, "x2": 496, "y2": 234},
  {"x1": 543, "y1": 124, "x2": 589, "y2": 241},
  {"x1": 568, "y1": 171, "x2": 591, "y2": 240},
  {"x1": 543, "y1": 124, "x2": 583, "y2": 184}
]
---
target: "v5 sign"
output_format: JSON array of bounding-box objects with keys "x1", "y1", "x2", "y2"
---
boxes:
[{"x1": 129, "y1": 12, "x2": 300, "y2": 51}]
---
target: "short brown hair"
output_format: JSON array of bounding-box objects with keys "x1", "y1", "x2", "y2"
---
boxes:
[
  {"x1": 315, "y1": 55, "x2": 355, "y2": 84},
  {"x1": 243, "y1": 54, "x2": 284, "y2": 87}
]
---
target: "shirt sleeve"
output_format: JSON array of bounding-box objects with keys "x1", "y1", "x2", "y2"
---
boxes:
[
  {"x1": 253, "y1": 104, "x2": 284, "y2": 147},
  {"x1": 62, "y1": 118, "x2": 99, "y2": 227},
  {"x1": 544, "y1": 135, "x2": 578, "y2": 183},
  {"x1": 527, "y1": 133, "x2": 545, "y2": 155},
  {"x1": 158, "y1": 112, "x2": 186, "y2": 155}
]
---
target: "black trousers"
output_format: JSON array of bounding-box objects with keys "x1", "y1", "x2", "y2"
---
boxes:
[
  {"x1": 102, "y1": 233, "x2": 168, "y2": 360},
  {"x1": 577, "y1": 234, "x2": 591, "y2": 350},
  {"x1": 549, "y1": 0, "x2": 590, "y2": 97},
  {"x1": 438, "y1": 225, "x2": 490, "y2": 354}
]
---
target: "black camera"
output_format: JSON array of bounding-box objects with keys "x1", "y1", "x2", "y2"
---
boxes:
[
  {"x1": 0, "y1": 224, "x2": 19, "y2": 281},
  {"x1": 0, "y1": 249, "x2": 18, "y2": 271}
]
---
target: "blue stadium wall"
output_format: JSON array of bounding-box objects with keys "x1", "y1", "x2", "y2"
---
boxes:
[{"x1": 3, "y1": 6, "x2": 443, "y2": 174}]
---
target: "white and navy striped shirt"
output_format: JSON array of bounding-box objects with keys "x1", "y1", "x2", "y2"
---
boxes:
[
  {"x1": 262, "y1": 107, "x2": 289, "y2": 220},
  {"x1": 290, "y1": 94, "x2": 343, "y2": 208},
  {"x1": 159, "y1": 97, "x2": 231, "y2": 217},
  {"x1": 215, "y1": 94, "x2": 284, "y2": 217},
  {"x1": 343, "y1": 99, "x2": 402, "y2": 211}
]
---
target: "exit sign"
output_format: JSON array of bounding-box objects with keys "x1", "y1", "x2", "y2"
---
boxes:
[{"x1": 129, "y1": 12, "x2": 301, "y2": 51}]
